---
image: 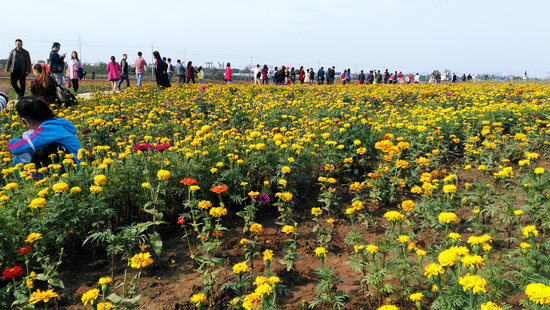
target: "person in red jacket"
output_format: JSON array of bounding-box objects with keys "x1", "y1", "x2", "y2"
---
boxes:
[
  {"x1": 186, "y1": 61, "x2": 196, "y2": 84},
  {"x1": 299, "y1": 66, "x2": 305, "y2": 84}
]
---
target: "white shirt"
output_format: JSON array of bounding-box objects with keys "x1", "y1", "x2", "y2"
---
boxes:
[
  {"x1": 414, "y1": 74, "x2": 420, "y2": 82},
  {"x1": 254, "y1": 67, "x2": 260, "y2": 77}
]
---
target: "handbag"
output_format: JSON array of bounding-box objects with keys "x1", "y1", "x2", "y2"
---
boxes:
[
  {"x1": 77, "y1": 67, "x2": 86, "y2": 79},
  {"x1": 51, "y1": 75, "x2": 78, "y2": 107}
]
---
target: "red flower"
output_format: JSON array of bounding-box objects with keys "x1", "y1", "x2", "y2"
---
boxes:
[
  {"x1": 180, "y1": 178, "x2": 197, "y2": 186},
  {"x1": 200, "y1": 235, "x2": 207, "y2": 240},
  {"x1": 212, "y1": 232, "x2": 223, "y2": 237},
  {"x1": 177, "y1": 218, "x2": 185, "y2": 224},
  {"x1": 210, "y1": 184, "x2": 228, "y2": 194},
  {"x1": 17, "y1": 246, "x2": 31, "y2": 255},
  {"x1": 2, "y1": 266, "x2": 23, "y2": 278},
  {"x1": 381, "y1": 134, "x2": 391, "y2": 140}
]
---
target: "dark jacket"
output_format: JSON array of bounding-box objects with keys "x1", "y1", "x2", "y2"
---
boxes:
[
  {"x1": 155, "y1": 59, "x2": 171, "y2": 88},
  {"x1": 49, "y1": 51, "x2": 65, "y2": 73},
  {"x1": 6, "y1": 48, "x2": 32, "y2": 74},
  {"x1": 120, "y1": 59, "x2": 128, "y2": 75},
  {"x1": 318, "y1": 69, "x2": 325, "y2": 79},
  {"x1": 328, "y1": 68, "x2": 335, "y2": 79}
]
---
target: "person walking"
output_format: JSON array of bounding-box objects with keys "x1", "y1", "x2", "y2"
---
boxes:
[
  {"x1": 186, "y1": 61, "x2": 196, "y2": 84},
  {"x1": 308, "y1": 68, "x2": 314, "y2": 85},
  {"x1": 153, "y1": 51, "x2": 170, "y2": 88},
  {"x1": 30, "y1": 63, "x2": 57, "y2": 106},
  {"x1": 67, "y1": 51, "x2": 82, "y2": 93},
  {"x1": 224, "y1": 63, "x2": 232, "y2": 84},
  {"x1": 254, "y1": 64, "x2": 261, "y2": 85},
  {"x1": 358, "y1": 70, "x2": 365, "y2": 84},
  {"x1": 175, "y1": 59, "x2": 186, "y2": 83},
  {"x1": 117, "y1": 54, "x2": 130, "y2": 90},
  {"x1": 166, "y1": 58, "x2": 173, "y2": 83},
  {"x1": 106, "y1": 56, "x2": 122, "y2": 91},
  {"x1": 49, "y1": 42, "x2": 66, "y2": 86},
  {"x1": 327, "y1": 66, "x2": 335, "y2": 85},
  {"x1": 304, "y1": 68, "x2": 310, "y2": 84},
  {"x1": 290, "y1": 67, "x2": 296, "y2": 84},
  {"x1": 91, "y1": 70, "x2": 96, "y2": 81},
  {"x1": 345, "y1": 69, "x2": 351, "y2": 84},
  {"x1": 134, "y1": 51, "x2": 147, "y2": 88},
  {"x1": 414, "y1": 73, "x2": 420, "y2": 83},
  {"x1": 261, "y1": 65, "x2": 268, "y2": 84},
  {"x1": 317, "y1": 67, "x2": 325, "y2": 85},
  {"x1": 6, "y1": 39, "x2": 32, "y2": 99},
  {"x1": 299, "y1": 66, "x2": 305, "y2": 84},
  {"x1": 272, "y1": 67, "x2": 279, "y2": 84},
  {"x1": 197, "y1": 66, "x2": 205, "y2": 83},
  {"x1": 383, "y1": 69, "x2": 390, "y2": 84}
]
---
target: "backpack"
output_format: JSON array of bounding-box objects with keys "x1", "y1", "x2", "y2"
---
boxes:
[
  {"x1": 77, "y1": 67, "x2": 86, "y2": 79},
  {"x1": 32, "y1": 142, "x2": 68, "y2": 169},
  {"x1": 51, "y1": 75, "x2": 78, "y2": 107}
]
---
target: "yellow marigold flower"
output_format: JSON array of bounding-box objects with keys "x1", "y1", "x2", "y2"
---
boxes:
[
  {"x1": 514, "y1": 209, "x2": 523, "y2": 216},
  {"x1": 278, "y1": 179, "x2": 287, "y2": 186},
  {"x1": 345, "y1": 207, "x2": 356, "y2": 215},
  {"x1": 3, "y1": 182, "x2": 19, "y2": 190},
  {"x1": 94, "y1": 174, "x2": 107, "y2": 186},
  {"x1": 366, "y1": 244, "x2": 379, "y2": 254},
  {"x1": 459, "y1": 273, "x2": 487, "y2": 294},
  {"x1": 81, "y1": 288, "x2": 100, "y2": 306},
  {"x1": 438, "y1": 248, "x2": 459, "y2": 267},
  {"x1": 534, "y1": 167, "x2": 545, "y2": 175},
  {"x1": 141, "y1": 182, "x2": 151, "y2": 188},
  {"x1": 401, "y1": 200, "x2": 415, "y2": 212},
  {"x1": 281, "y1": 225, "x2": 295, "y2": 234},
  {"x1": 438, "y1": 212, "x2": 458, "y2": 224},
  {"x1": 311, "y1": 207, "x2": 323, "y2": 216},
  {"x1": 254, "y1": 283, "x2": 273, "y2": 297},
  {"x1": 409, "y1": 292, "x2": 424, "y2": 302},
  {"x1": 411, "y1": 186, "x2": 422, "y2": 194},
  {"x1": 97, "y1": 302, "x2": 113, "y2": 310},
  {"x1": 523, "y1": 225, "x2": 539, "y2": 238},
  {"x1": 520, "y1": 242, "x2": 531, "y2": 249},
  {"x1": 233, "y1": 262, "x2": 248, "y2": 274},
  {"x1": 525, "y1": 283, "x2": 550, "y2": 305},
  {"x1": 448, "y1": 232, "x2": 461, "y2": 240},
  {"x1": 431, "y1": 284, "x2": 439, "y2": 292},
  {"x1": 198, "y1": 200, "x2": 212, "y2": 209},
  {"x1": 349, "y1": 182, "x2": 362, "y2": 191},
  {"x1": 90, "y1": 185, "x2": 103, "y2": 193},
  {"x1": 26, "y1": 279, "x2": 34, "y2": 289},
  {"x1": 461, "y1": 254, "x2": 484, "y2": 268},
  {"x1": 242, "y1": 292, "x2": 262, "y2": 310},
  {"x1": 287, "y1": 157, "x2": 295, "y2": 163},
  {"x1": 395, "y1": 160, "x2": 409, "y2": 169},
  {"x1": 424, "y1": 263, "x2": 444, "y2": 278},
  {"x1": 343, "y1": 157, "x2": 353, "y2": 164},
  {"x1": 275, "y1": 192, "x2": 293, "y2": 202},
  {"x1": 478, "y1": 165, "x2": 487, "y2": 171},
  {"x1": 52, "y1": 182, "x2": 69, "y2": 193},
  {"x1": 98, "y1": 277, "x2": 113, "y2": 286},
  {"x1": 29, "y1": 289, "x2": 59, "y2": 304},
  {"x1": 377, "y1": 305, "x2": 399, "y2": 310},
  {"x1": 209, "y1": 207, "x2": 227, "y2": 218},
  {"x1": 326, "y1": 178, "x2": 337, "y2": 184},
  {"x1": 130, "y1": 252, "x2": 154, "y2": 269},
  {"x1": 326, "y1": 218, "x2": 335, "y2": 224},
  {"x1": 37, "y1": 188, "x2": 49, "y2": 197},
  {"x1": 416, "y1": 249, "x2": 426, "y2": 257},
  {"x1": 240, "y1": 238, "x2": 248, "y2": 245},
  {"x1": 190, "y1": 293, "x2": 207, "y2": 305},
  {"x1": 269, "y1": 276, "x2": 281, "y2": 284},
  {"x1": 397, "y1": 235, "x2": 411, "y2": 244},
  {"x1": 357, "y1": 147, "x2": 367, "y2": 155},
  {"x1": 26, "y1": 232, "x2": 42, "y2": 243},
  {"x1": 480, "y1": 301, "x2": 502, "y2": 310},
  {"x1": 189, "y1": 185, "x2": 200, "y2": 191},
  {"x1": 524, "y1": 152, "x2": 539, "y2": 160},
  {"x1": 383, "y1": 210, "x2": 405, "y2": 222},
  {"x1": 263, "y1": 249, "x2": 273, "y2": 261},
  {"x1": 157, "y1": 169, "x2": 171, "y2": 180},
  {"x1": 210, "y1": 167, "x2": 218, "y2": 174},
  {"x1": 281, "y1": 166, "x2": 291, "y2": 174},
  {"x1": 442, "y1": 184, "x2": 457, "y2": 193},
  {"x1": 29, "y1": 198, "x2": 47, "y2": 209},
  {"x1": 250, "y1": 223, "x2": 263, "y2": 233},
  {"x1": 314, "y1": 247, "x2": 327, "y2": 257},
  {"x1": 352, "y1": 200, "x2": 364, "y2": 210},
  {"x1": 70, "y1": 186, "x2": 81, "y2": 194},
  {"x1": 318, "y1": 176, "x2": 327, "y2": 182}
]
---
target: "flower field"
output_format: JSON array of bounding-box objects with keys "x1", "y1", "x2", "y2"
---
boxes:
[{"x1": 1, "y1": 82, "x2": 550, "y2": 309}]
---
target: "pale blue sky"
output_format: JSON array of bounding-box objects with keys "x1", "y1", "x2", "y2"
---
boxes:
[{"x1": 2, "y1": 0, "x2": 549, "y2": 77}]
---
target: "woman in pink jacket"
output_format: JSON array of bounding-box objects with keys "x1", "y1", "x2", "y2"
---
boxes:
[
  {"x1": 224, "y1": 63, "x2": 232, "y2": 84},
  {"x1": 67, "y1": 51, "x2": 82, "y2": 93},
  {"x1": 106, "y1": 56, "x2": 121, "y2": 91}
]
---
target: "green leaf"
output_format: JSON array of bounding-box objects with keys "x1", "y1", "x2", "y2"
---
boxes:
[
  {"x1": 149, "y1": 231, "x2": 163, "y2": 256},
  {"x1": 48, "y1": 277, "x2": 65, "y2": 288}
]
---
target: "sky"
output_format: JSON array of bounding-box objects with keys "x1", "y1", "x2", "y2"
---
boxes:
[{"x1": 2, "y1": 0, "x2": 550, "y2": 77}]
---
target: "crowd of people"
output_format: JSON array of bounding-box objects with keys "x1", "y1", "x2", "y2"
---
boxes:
[{"x1": 4, "y1": 39, "x2": 481, "y2": 108}]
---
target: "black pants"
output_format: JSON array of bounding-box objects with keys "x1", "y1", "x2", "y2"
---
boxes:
[
  {"x1": 71, "y1": 79, "x2": 79, "y2": 93},
  {"x1": 10, "y1": 71, "x2": 26, "y2": 97},
  {"x1": 186, "y1": 77, "x2": 195, "y2": 84}
]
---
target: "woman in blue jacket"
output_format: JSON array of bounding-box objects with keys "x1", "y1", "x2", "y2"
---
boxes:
[{"x1": 8, "y1": 96, "x2": 82, "y2": 168}]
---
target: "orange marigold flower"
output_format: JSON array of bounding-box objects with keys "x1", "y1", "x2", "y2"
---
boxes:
[{"x1": 210, "y1": 184, "x2": 228, "y2": 194}]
